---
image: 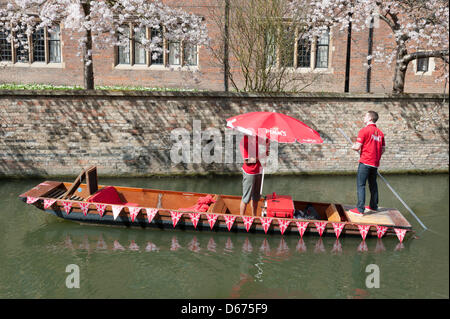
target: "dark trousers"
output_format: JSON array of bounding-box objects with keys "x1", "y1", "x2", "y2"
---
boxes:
[{"x1": 356, "y1": 163, "x2": 379, "y2": 213}]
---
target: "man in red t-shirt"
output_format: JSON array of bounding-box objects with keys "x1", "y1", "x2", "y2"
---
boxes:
[
  {"x1": 349, "y1": 111, "x2": 385, "y2": 215},
  {"x1": 239, "y1": 135, "x2": 269, "y2": 216}
]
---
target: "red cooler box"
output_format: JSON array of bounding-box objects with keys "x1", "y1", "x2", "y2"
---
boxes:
[{"x1": 266, "y1": 192, "x2": 294, "y2": 218}]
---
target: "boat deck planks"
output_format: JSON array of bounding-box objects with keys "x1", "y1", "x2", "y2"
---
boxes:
[{"x1": 343, "y1": 205, "x2": 411, "y2": 228}]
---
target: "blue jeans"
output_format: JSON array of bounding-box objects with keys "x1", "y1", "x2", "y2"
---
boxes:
[{"x1": 356, "y1": 163, "x2": 378, "y2": 213}]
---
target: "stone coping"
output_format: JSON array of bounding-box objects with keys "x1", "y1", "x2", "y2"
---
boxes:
[{"x1": 0, "y1": 89, "x2": 448, "y2": 101}]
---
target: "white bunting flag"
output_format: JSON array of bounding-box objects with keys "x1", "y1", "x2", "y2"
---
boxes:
[
  {"x1": 170, "y1": 211, "x2": 183, "y2": 228},
  {"x1": 78, "y1": 202, "x2": 90, "y2": 216},
  {"x1": 43, "y1": 199, "x2": 57, "y2": 209},
  {"x1": 112, "y1": 205, "x2": 124, "y2": 220},
  {"x1": 146, "y1": 208, "x2": 158, "y2": 223},
  {"x1": 259, "y1": 217, "x2": 273, "y2": 234},
  {"x1": 26, "y1": 197, "x2": 39, "y2": 204},
  {"x1": 95, "y1": 203, "x2": 107, "y2": 217},
  {"x1": 295, "y1": 221, "x2": 309, "y2": 238},
  {"x1": 394, "y1": 228, "x2": 407, "y2": 243},
  {"x1": 129, "y1": 207, "x2": 141, "y2": 222},
  {"x1": 62, "y1": 201, "x2": 73, "y2": 215},
  {"x1": 314, "y1": 221, "x2": 327, "y2": 237},
  {"x1": 206, "y1": 213, "x2": 219, "y2": 230},
  {"x1": 188, "y1": 212, "x2": 201, "y2": 228},
  {"x1": 357, "y1": 225, "x2": 371, "y2": 241},
  {"x1": 376, "y1": 225, "x2": 388, "y2": 239},
  {"x1": 242, "y1": 216, "x2": 254, "y2": 232},
  {"x1": 277, "y1": 219, "x2": 291, "y2": 235},
  {"x1": 332, "y1": 222, "x2": 345, "y2": 239},
  {"x1": 224, "y1": 215, "x2": 237, "y2": 231}
]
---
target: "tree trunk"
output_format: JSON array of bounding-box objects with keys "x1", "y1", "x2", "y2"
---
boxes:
[
  {"x1": 82, "y1": 2, "x2": 94, "y2": 90},
  {"x1": 392, "y1": 45, "x2": 408, "y2": 94}
]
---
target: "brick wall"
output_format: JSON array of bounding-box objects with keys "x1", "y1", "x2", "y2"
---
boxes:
[{"x1": 0, "y1": 90, "x2": 448, "y2": 177}]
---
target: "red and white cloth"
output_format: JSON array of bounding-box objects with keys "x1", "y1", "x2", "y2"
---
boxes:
[
  {"x1": 224, "y1": 215, "x2": 237, "y2": 231},
  {"x1": 43, "y1": 199, "x2": 57, "y2": 209},
  {"x1": 206, "y1": 213, "x2": 219, "y2": 230},
  {"x1": 332, "y1": 222, "x2": 345, "y2": 239},
  {"x1": 376, "y1": 225, "x2": 388, "y2": 239},
  {"x1": 78, "y1": 202, "x2": 90, "y2": 216},
  {"x1": 129, "y1": 207, "x2": 141, "y2": 222},
  {"x1": 170, "y1": 211, "x2": 183, "y2": 228},
  {"x1": 242, "y1": 216, "x2": 254, "y2": 232},
  {"x1": 61, "y1": 201, "x2": 73, "y2": 215},
  {"x1": 277, "y1": 219, "x2": 290, "y2": 235},
  {"x1": 357, "y1": 225, "x2": 371, "y2": 241},
  {"x1": 314, "y1": 221, "x2": 327, "y2": 237},
  {"x1": 295, "y1": 221, "x2": 309, "y2": 238},
  {"x1": 112, "y1": 205, "x2": 124, "y2": 220},
  {"x1": 146, "y1": 208, "x2": 158, "y2": 223},
  {"x1": 189, "y1": 212, "x2": 201, "y2": 228},
  {"x1": 259, "y1": 217, "x2": 273, "y2": 234},
  {"x1": 26, "y1": 197, "x2": 39, "y2": 204},
  {"x1": 394, "y1": 228, "x2": 407, "y2": 243},
  {"x1": 95, "y1": 203, "x2": 107, "y2": 217}
]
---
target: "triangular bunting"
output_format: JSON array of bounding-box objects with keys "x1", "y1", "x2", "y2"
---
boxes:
[
  {"x1": 129, "y1": 207, "x2": 141, "y2": 222},
  {"x1": 170, "y1": 211, "x2": 183, "y2": 228},
  {"x1": 332, "y1": 222, "x2": 345, "y2": 239},
  {"x1": 145, "y1": 208, "x2": 158, "y2": 223},
  {"x1": 61, "y1": 201, "x2": 73, "y2": 215},
  {"x1": 259, "y1": 217, "x2": 273, "y2": 234},
  {"x1": 277, "y1": 219, "x2": 291, "y2": 235},
  {"x1": 242, "y1": 216, "x2": 254, "y2": 232},
  {"x1": 224, "y1": 215, "x2": 237, "y2": 231},
  {"x1": 357, "y1": 224, "x2": 371, "y2": 241},
  {"x1": 26, "y1": 197, "x2": 39, "y2": 204},
  {"x1": 111, "y1": 205, "x2": 124, "y2": 220},
  {"x1": 189, "y1": 212, "x2": 201, "y2": 228},
  {"x1": 43, "y1": 199, "x2": 57, "y2": 209},
  {"x1": 376, "y1": 225, "x2": 388, "y2": 239},
  {"x1": 295, "y1": 221, "x2": 309, "y2": 238},
  {"x1": 314, "y1": 221, "x2": 327, "y2": 237},
  {"x1": 394, "y1": 228, "x2": 407, "y2": 243},
  {"x1": 206, "y1": 213, "x2": 219, "y2": 230},
  {"x1": 78, "y1": 202, "x2": 90, "y2": 216},
  {"x1": 95, "y1": 203, "x2": 107, "y2": 217}
]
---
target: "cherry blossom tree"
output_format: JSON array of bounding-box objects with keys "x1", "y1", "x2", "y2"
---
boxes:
[
  {"x1": 290, "y1": 0, "x2": 449, "y2": 93},
  {"x1": 0, "y1": 0, "x2": 209, "y2": 89}
]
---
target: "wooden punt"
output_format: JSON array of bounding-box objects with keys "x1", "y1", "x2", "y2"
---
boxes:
[{"x1": 19, "y1": 168, "x2": 412, "y2": 240}]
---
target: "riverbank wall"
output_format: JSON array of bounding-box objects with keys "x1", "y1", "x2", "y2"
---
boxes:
[{"x1": 0, "y1": 90, "x2": 448, "y2": 177}]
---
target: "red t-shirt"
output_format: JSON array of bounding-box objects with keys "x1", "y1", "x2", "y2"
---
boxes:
[
  {"x1": 239, "y1": 135, "x2": 263, "y2": 174},
  {"x1": 356, "y1": 124, "x2": 385, "y2": 167}
]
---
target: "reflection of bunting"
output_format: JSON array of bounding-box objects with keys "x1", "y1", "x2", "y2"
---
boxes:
[
  {"x1": 314, "y1": 222, "x2": 327, "y2": 237},
  {"x1": 357, "y1": 225, "x2": 371, "y2": 240},
  {"x1": 27, "y1": 197, "x2": 39, "y2": 204},
  {"x1": 277, "y1": 219, "x2": 291, "y2": 235},
  {"x1": 242, "y1": 216, "x2": 254, "y2": 232},
  {"x1": 332, "y1": 240, "x2": 342, "y2": 253},
  {"x1": 332, "y1": 223, "x2": 345, "y2": 239},
  {"x1": 224, "y1": 215, "x2": 237, "y2": 231},
  {"x1": 146, "y1": 208, "x2": 158, "y2": 223},
  {"x1": 112, "y1": 205, "x2": 124, "y2": 220},
  {"x1": 206, "y1": 213, "x2": 219, "y2": 230},
  {"x1": 78, "y1": 202, "x2": 90, "y2": 216},
  {"x1": 170, "y1": 211, "x2": 183, "y2": 228},
  {"x1": 259, "y1": 217, "x2": 273, "y2": 234},
  {"x1": 242, "y1": 237, "x2": 253, "y2": 252},
  {"x1": 129, "y1": 207, "x2": 141, "y2": 222},
  {"x1": 296, "y1": 238, "x2": 306, "y2": 252},
  {"x1": 188, "y1": 212, "x2": 201, "y2": 228},
  {"x1": 394, "y1": 228, "x2": 407, "y2": 243},
  {"x1": 376, "y1": 225, "x2": 388, "y2": 239},
  {"x1": 295, "y1": 221, "x2": 309, "y2": 238},
  {"x1": 357, "y1": 240, "x2": 368, "y2": 252},
  {"x1": 44, "y1": 199, "x2": 57, "y2": 209},
  {"x1": 95, "y1": 203, "x2": 107, "y2": 217},
  {"x1": 170, "y1": 236, "x2": 181, "y2": 251},
  {"x1": 62, "y1": 201, "x2": 73, "y2": 215}
]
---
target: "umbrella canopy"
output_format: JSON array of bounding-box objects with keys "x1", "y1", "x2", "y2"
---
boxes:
[{"x1": 226, "y1": 111, "x2": 323, "y2": 144}]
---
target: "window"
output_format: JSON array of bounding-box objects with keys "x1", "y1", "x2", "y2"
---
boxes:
[
  {"x1": 0, "y1": 30, "x2": 12, "y2": 62},
  {"x1": 48, "y1": 25, "x2": 61, "y2": 63},
  {"x1": 297, "y1": 38, "x2": 311, "y2": 68},
  {"x1": 280, "y1": 26, "x2": 295, "y2": 68},
  {"x1": 117, "y1": 25, "x2": 130, "y2": 64},
  {"x1": 417, "y1": 57, "x2": 429, "y2": 72},
  {"x1": 315, "y1": 31, "x2": 329, "y2": 68},
  {"x1": 15, "y1": 31, "x2": 29, "y2": 63},
  {"x1": 32, "y1": 28, "x2": 45, "y2": 62},
  {"x1": 116, "y1": 24, "x2": 198, "y2": 68}
]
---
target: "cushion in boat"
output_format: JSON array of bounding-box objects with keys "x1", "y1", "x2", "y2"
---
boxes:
[{"x1": 87, "y1": 186, "x2": 138, "y2": 206}]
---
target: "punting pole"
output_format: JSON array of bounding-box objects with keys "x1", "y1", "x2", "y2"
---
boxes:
[{"x1": 337, "y1": 128, "x2": 428, "y2": 231}]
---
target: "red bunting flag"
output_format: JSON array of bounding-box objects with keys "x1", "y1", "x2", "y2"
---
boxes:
[
  {"x1": 242, "y1": 216, "x2": 254, "y2": 232},
  {"x1": 111, "y1": 205, "x2": 124, "y2": 220},
  {"x1": 44, "y1": 199, "x2": 57, "y2": 209},
  {"x1": 259, "y1": 217, "x2": 273, "y2": 234},
  {"x1": 146, "y1": 208, "x2": 158, "y2": 223},
  {"x1": 206, "y1": 213, "x2": 219, "y2": 230},
  {"x1": 95, "y1": 203, "x2": 107, "y2": 217},
  {"x1": 357, "y1": 225, "x2": 371, "y2": 241},
  {"x1": 62, "y1": 201, "x2": 73, "y2": 215},
  {"x1": 224, "y1": 215, "x2": 237, "y2": 231},
  {"x1": 314, "y1": 221, "x2": 327, "y2": 237},
  {"x1": 295, "y1": 221, "x2": 309, "y2": 238},
  {"x1": 332, "y1": 222, "x2": 345, "y2": 239},
  {"x1": 26, "y1": 197, "x2": 39, "y2": 204},
  {"x1": 277, "y1": 219, "x2": 291, "y2": 235},
  {"x1": 78, "y1": 202, "x2": 90, "y2": 216},
  {"x1": 189, "y1": 212, "x2": 201, "y2": 228},
  {"x1": 129, "y1": 207, "x2": 141, "y2": 222},
  {"x1": 394, "y1": 228, "x2": 407, "y2": 243},
  {"x1": 170, "y1": 211, "x2": 183, "y2": 228},
  {"x1": 376, "y1": 225, "x2": 388, "y2": 239}
]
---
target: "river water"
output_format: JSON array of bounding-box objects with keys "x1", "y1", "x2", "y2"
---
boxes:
[{"x1": 0, "y1": 174, "x2": 448, "y2": 299}]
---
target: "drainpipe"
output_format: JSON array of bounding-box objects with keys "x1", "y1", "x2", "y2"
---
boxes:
[
  {"x1": 344, "y1": 12, "x2": 352, "y2": 93},
  {"x1": 224, "y1": 0, "x2": 230, "y2": 92},
  {"x1": 366, "y1": 17, "x2": 374, "y2": 93}
]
